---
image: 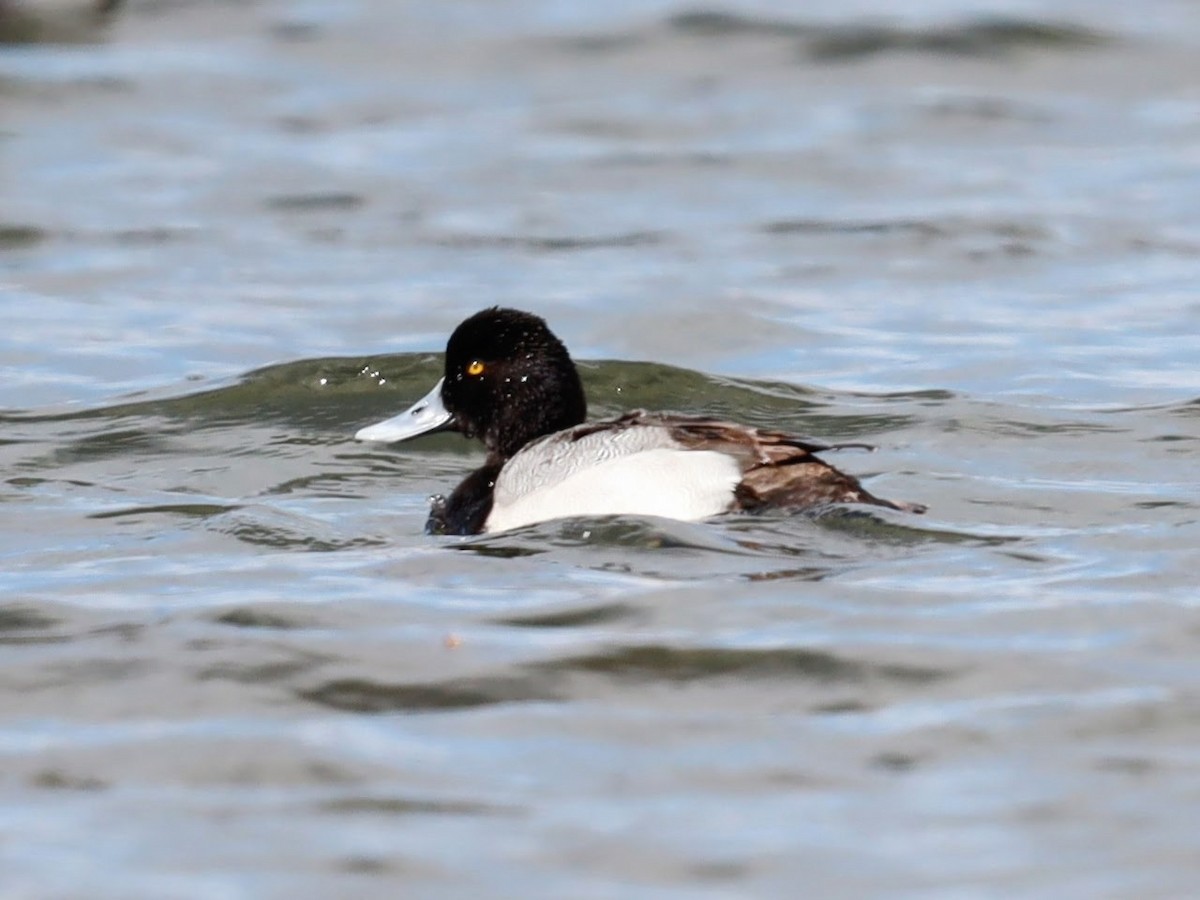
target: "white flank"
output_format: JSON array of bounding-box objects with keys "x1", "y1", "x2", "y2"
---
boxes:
[{"x1": 484, "y1": 447, "x2": 741, "y2": 533}]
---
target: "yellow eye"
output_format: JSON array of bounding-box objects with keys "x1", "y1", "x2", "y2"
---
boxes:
[{"x1": 466, "y1": 360, "x2": 485, "y2": 376}]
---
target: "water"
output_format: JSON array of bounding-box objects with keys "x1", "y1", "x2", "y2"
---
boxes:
[{"x1": 3, "y1": 1, "x2": 1199, "y2": 896}]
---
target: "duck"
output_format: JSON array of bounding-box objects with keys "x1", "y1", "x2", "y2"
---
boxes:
[{"x1": 354, "y1": 307, "x2": 925, "y2": 535}]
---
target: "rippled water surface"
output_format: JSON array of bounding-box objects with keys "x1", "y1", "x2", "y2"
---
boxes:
[{"x1": 3, "y1": 1, "x2": 1199, "y2": 896}]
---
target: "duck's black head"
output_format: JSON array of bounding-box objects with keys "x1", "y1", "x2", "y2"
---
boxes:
[
  {"x1": 354, "y1": 308, "x2": 587, "y2": 459},
  {"x1": 441, "y1": 308, "x2": 586, "y2": 458}
]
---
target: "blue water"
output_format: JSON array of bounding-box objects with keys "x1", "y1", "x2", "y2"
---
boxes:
[{"x1": 2, "y1": 1, "x2": 1199, "y2": 896}]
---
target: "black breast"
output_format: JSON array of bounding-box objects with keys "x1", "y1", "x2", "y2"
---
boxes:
[{"x1": 425, "y1": 462, "x2": 501, "y2": 535}]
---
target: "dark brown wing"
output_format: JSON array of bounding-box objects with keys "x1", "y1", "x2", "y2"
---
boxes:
[
  {"x1": 652, "y1": 412, "x2": 926, "y2": 515},
  {"x1": 734, "y1": 458, "x2": 926, "y2": 514}
]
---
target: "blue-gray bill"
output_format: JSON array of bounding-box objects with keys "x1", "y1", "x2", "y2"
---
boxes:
[{"x1": 355, "y1": 377, "x2": 454, "y2": 443}]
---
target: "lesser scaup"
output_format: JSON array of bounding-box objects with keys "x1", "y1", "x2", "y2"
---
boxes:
[{"x1": 355, "y1": 307, "x2": 926, "y2": 534}]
